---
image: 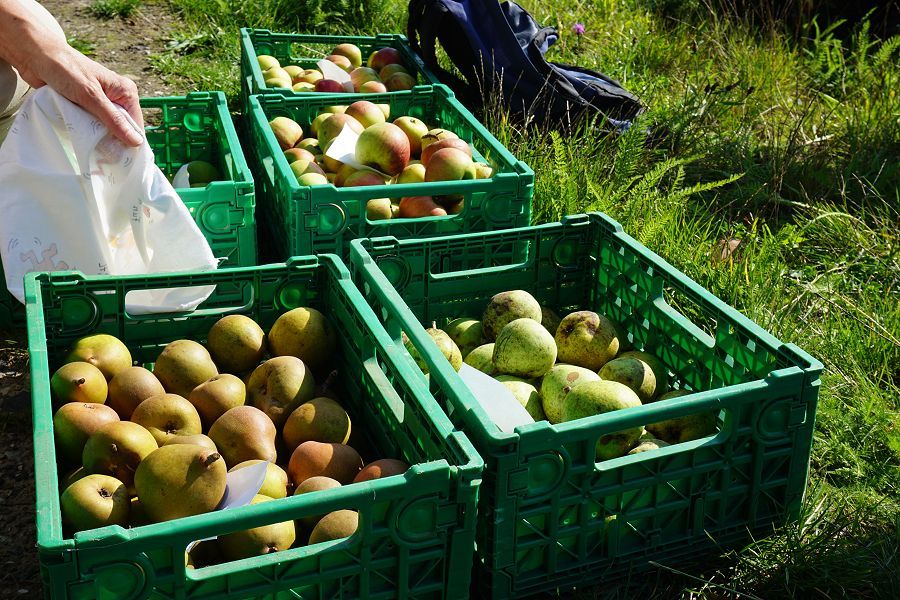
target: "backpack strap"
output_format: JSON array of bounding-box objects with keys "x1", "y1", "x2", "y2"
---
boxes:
[{"x1": 407, "y1": 0, "x2": 475, "y2": 101}]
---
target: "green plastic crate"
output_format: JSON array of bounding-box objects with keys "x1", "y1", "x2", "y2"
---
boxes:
[
  {"x1": 240, "y1": 28, "x2": 441, "y2": 116},
  {"x1": 1, "y1": 92, "x2": 256, "y2": 330},
  {"x1": 247, "y1": 85, "x2": 533, "y2": 260},
  {"x1": 350, "y1": 213, "x2": 823, "y2": 599},
  {"x1": 26, "y1": 256, "x2": 482, "y2": 599}
]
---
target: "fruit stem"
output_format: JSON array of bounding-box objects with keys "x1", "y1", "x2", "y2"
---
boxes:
[
  {"x1": 76, "y1": 378, "x2": 86, "y2": 385},
  {"x1": 201, "y1": 453, "x2": 222, "y2": 468}
]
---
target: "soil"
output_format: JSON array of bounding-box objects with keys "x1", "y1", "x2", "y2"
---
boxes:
[{"x1": 0, "y1": 2, "x2": 180, "y2": 596}]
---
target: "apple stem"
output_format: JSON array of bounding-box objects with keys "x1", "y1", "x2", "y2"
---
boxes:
[
  {"x1": 76, "y1": 378, "x2": 86, "y2": 385},
  {"x1": 202, "y1": 453, "x2": 222, "y2": 468}
]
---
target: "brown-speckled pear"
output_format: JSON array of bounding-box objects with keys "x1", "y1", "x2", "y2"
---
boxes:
[
  {"x1": 282, "y1": 397, "x2": 351, "y2": 452},
  {"x1": 267, "y1": 308, "x2": 336, "y2": 373},
  {"x1": 134, "y1": 444, "x2": 227, "y2": 522},
  {"x1": 82, "y1": 421, "x2": 158, "y2": 487},
  {"x1": 353, "y1": 459, "x2": 409, "y2": 483},
  {"x1": 218, "y1": 494, "x2": 296, "y2": 560},
  {"x1": 60, "y1": 474, "x2": 129, "y2": 533},
  {"x1": 65, "y1": 334, "x2": 133, "y2": 381},
  {"x1": 288, "y1": 441, "x2": 363, "y2": 486},
  {"x1": 208, "y1": 405, "x2": 277, "y2": 467},
  {"x1": 309, "y1": 510, "x2": 359, "y2": 545},
  {"x1": 293, "y1": 476, "x2": 342, "y2": 529},
  {"x1": 153, "y1": 340, "x2": 218, "y2": 398},
  {"x1": 206, "y1": 315, "x2": 267, "y2": 374},
  {"x1": 51, "y1": 362, "x2": 108, "y2": 404},
  {"x1": 229, "y1": 460, "x2": 290, "y2": 499},
  {"x1": 189, "y1": 374, "x2": 247, "y2": 428},
  {"x1": 163, "y1": 433, "x2": 218, "y2": 453},
  {"x1": 107, "y1": 367, "x2": 165, "y2": 419},
  {"x1": 131, "y1": 393, "x2": 202, "y2": 446},
  {"x1": 53, "y1": 402, "x2": 120, "y2": 462},
  {"x1": 247, "y1": 356, "x2": 316, "y2": 428}
]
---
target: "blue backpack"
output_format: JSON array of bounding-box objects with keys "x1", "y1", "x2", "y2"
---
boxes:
[{"x1": 407, "y1": 0, "x2": 644, "y2": 130}]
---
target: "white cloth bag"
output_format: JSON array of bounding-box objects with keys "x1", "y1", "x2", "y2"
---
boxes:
[{"x1": 0, "y1": 87, "x2": 217, "y2": 313}]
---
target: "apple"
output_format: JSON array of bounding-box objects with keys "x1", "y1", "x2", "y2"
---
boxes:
[
  {"x1": 421, "y1": 128, "x2": 459, "y2": 153},
  {"x1": 309, "y1": 113, "x2": 333, "y2": 137},
  {"x1": 377, "y1": 104, "x2": 391, "y2": 120},
  {"x1": 379, "y1": 64, "x2": 410, "y2": 81},
  {"x1": 425, "y1": 147, "x2": 474, "y2": 182},
  {"x1": 297, "y1": 69, "x2": 324, "y2": 85},
  {"x1": 474, "y1": 162, "x2": 494, "y2": 179},
  {"x1": 326, "y1": 54, "x2": 353, "y2": 71},
  {"x1": 317, "y1": 113, "x2": 364, "y2": 151},
  {"x1": 368, "y1": 47, "x2": 403, "y2": 70},
  {"x1": 284, "y1": 148, "x2": 317, "y2": 164},
  {"x1": 366, "y1": 198, "x2": 393, "y2": 221},
  {"x1": 292, "y1": 82, "x2": 316, "y2": 92},
  {"x1": 269, "y1": 117, "x2": 304, "y2": 150},
  {"x1": 344, "y1": 170, "x2": 388, "y2": 187},
  {"x1": 385, "y1": 72, "x2": 416, "y2": 91},
  {"x1": 322, "y1": 155, "x2": 344, "y2": 173},
  {"x1": 332, "y1": 43, "x2": 363, "y2": 68},
  {"x1": 421, "y1": 137, "x2": 472, "y2": 167},
  {"x1": 398, "y1": 196, "x2": 447, "y2": 217},
  {"x1": 359, "y1": 81, "x2": 388, "y2": 94},
  {"x1": 396, "y1": 162, "x2": 426, "y2": 184},
  {"x1": 355, "y1": 123, "x2": 411, "y2": 176},
  {"x1": 315, "y1": 79, "x2": 346, "y2": 93},
  {"x1": 322, "y1": 105, "x2": 348, "y2": 114},
  {"x1": 290, "y1": 159, "x2": 325, "y2": 179},
  {"x1": 297, "y1": 172, "x2": 329, "y2": 186},
  {"x1": 264, "y1": 76, "x2": 293, "y2": 89},
  {"x1": 284, "y1": 65, "x2": 304, "y2": 79},
  {"x1": 345, "y1": 101, "x2": 386, "y2": 128},
  {"x1": 334, "y1": 164, "x2": 358, "y2": 187},
  {"x1": 257, "y1": 55, "x2": 280, "y2": 71},
  {"x1": 296, "y1": 138, "x2": 321, "y2": 152},
  {"x1": 349, "y1": 67, "x2": 380, "y2": 91},
  {"x1": 393, "y1": 116, "x2": 429, "y2": 156}
]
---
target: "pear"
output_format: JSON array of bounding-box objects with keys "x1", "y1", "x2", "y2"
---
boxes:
[
  {"x1": 555, "y1": 311, "x2": 619, "y2": 371},
  {"x1": 131, "y1": 393, "x2": 203, "y2": 447},
  {"x1": 293, "y1": 476, "x2": 342, "y2": 528},
  {"x1": 309, "y1": 510, "x2": 359, "y2": 545},
  {"x1": 267, "y1": 307, "x2": 336, "y2": 372},
  {"x1": 134, "y1": 444, "x2": 227, "y2": 522},
  {"x1": 82, "y1": 421, "x2": 158, "y2": 487},
  {"x1": 207, "y1": 315, "x2": 267, "y2": 374},
  {"x1": 189, "y1": 374, "x2": 247, "y2": 428},
  {"x1": 60, "y1": 474, "x2": 129, "y2": 533},
  {"x1": 208, "y1": 405, "x2": 277, "y2": 467},
  {"x1": 247, "y1": 356, "x2": 316, "y2": 428},
  {"x1": 163, "y1": 433, "x2": 218, "y2": 453},
  {"x1": 107, "y1": 366, "x2": 165, "y2": 419},
  {"x1": 229, "y1": 460, "x2": 290, "y2": 499},
  {"x1": 58, "y1": 466, "x2": 87, "y2": 493},
  {"x1": 153, "y1": 339, "x2": 218, "y2": 398},
  {"x1": 65, "y1": 334, "x2": 132, "y2": 380},
  {"x1": 53, "y1": 402, "x2": 119, "y2": 463},
  {"x1": 218, "y1": 494, "x2": 296, "y2": 560},
  {"x1": 288, "y1": 441, "x2": 363, "y2": 485},
  {"x1": 443, "y1": 318, "x2": 484, "y2": 358},
  {"x1": 353, "y1": 459, "x2": 409, "y2": 483},
  {"x1": 481, "y1": 290, "x2": 542, "y2": 341},
  {"x1": 51, "y1": 362, "x2": 108, "y2": 404},
  {"x1": 282, "y1": 397, "x2": 351, "y2": 452}
]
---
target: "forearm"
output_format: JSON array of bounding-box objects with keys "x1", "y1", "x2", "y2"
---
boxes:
[{"x1": 0, "y1": 1, "x2": 68, "y2": 71}]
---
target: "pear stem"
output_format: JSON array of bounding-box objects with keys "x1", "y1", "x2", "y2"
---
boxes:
[
  {"x1": 201, "y1": 453, "x2": 222, "y2": 468},
  {"x1": 76, "y1": 378, "x2": 86, "y2": 385}
]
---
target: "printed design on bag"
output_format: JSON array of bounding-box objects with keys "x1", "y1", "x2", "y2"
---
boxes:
[
  {"x1": 91, "y1": 135, "x2": 125, "y2": 184},
  {"x1": 12, "y1": 238, "x2": 70, "y2": 272}
]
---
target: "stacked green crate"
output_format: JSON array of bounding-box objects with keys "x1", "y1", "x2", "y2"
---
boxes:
[{"x1": 351, "y1": 213, "x2": 822, "y2": 599}]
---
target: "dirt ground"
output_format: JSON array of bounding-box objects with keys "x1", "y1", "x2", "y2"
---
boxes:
[{"x1": 1, "y1": 2, "x2": 178, "y2": 596}]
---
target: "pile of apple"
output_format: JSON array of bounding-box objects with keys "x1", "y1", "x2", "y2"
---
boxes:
[
  {"x1": 406, "y1": 289, "x2": 717, "y2": 459},
  {"x1": 257, "y1": 43, "x2": 417, "y2": 93},
  {"x1": 268, "y1": 102, "x2": 493, "y2": 219},
  {"x1": 51, "y1": 308, "x2": 409, "y2": 566}
]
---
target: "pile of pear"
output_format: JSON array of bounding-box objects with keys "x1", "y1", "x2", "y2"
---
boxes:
[
  {"x1": 406, "y1": 289, "x2": 716, "y2": 460},
  {"x1": 268, "y1": 102, "x2": 494, "y2": 220},
  {"x1": 51, "y1": 307, "x2": 409, "y2": 564},
  {"x1": 258, "y1": 43, "x2": 417, "y2": 93}
]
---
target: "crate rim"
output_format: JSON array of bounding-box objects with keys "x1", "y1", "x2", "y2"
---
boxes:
[{"x1": 247, "y1": 85, "x2": 532, "y2": 198}]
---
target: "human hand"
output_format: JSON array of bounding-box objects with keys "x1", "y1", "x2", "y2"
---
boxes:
[{"x1": 17, "y1": 41, "x2": 144, "y2": 147}]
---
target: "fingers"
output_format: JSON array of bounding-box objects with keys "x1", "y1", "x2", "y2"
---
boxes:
[
  {"x1": 81, "y1": 83, "x2": 144, "y2": 147},
  {"x1": 109, "y1": 75, "x2": 144, "y2": 132}
]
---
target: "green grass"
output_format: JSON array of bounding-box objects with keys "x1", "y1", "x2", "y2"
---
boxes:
[
  {"x1": 155, "y1": 0, "x2": 898, "y2": 597},
  {"x1": 89, "y1": 0, "x2": 142, "y2": 19}
]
